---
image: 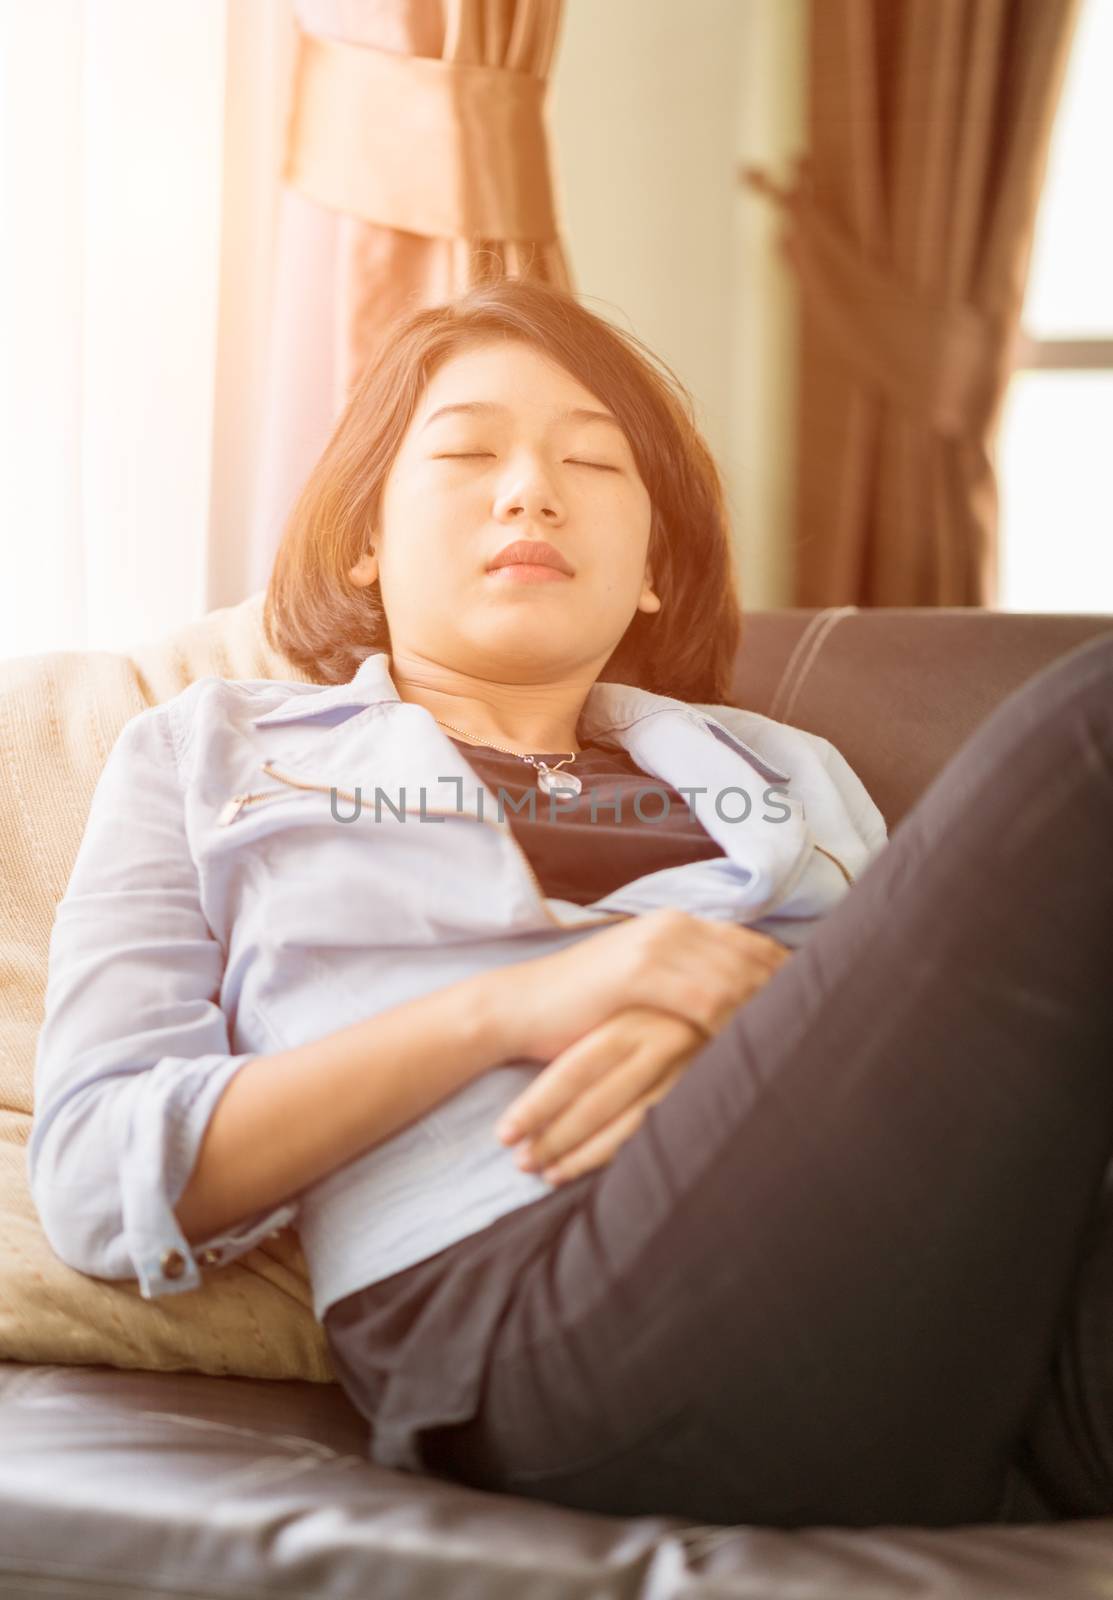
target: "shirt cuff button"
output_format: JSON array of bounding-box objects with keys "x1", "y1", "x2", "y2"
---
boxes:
[{"x1": 160, "y1": 1248, "x2": 186, "y2": 1279}]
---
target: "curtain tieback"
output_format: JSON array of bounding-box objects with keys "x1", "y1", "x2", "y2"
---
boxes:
[
  {"x1": 284, "y1": 25, "x2": 558, "y2": 243},
  {"x1": 741, "y1": 160, "x2": 1018, "y2": 440}
]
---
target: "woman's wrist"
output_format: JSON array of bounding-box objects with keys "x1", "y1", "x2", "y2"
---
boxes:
[{"x1": 458, "y1": 963, "x2": 526, "y2": 1067}]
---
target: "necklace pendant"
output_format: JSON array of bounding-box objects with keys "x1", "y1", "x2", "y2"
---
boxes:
[{"x1": 537, "y1": 766, "x2": 582, "y2": 796}]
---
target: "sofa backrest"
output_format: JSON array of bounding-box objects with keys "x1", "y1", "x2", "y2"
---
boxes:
[{"x1": 731, "y1": 605, "x2": 1113, "y2": 829}]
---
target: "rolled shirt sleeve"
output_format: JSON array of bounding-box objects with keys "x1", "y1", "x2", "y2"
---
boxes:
[{"x1": 27, "y1": 701, "x2": 298, "y2": 1300}]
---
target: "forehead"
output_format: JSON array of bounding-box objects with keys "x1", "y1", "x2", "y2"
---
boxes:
[{"x1": 416, "y1": 340, "x2": 616, "y2": 428}]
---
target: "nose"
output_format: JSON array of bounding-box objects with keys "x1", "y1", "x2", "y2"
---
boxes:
[{"x1": 492, "y1": 459, "x2": 564, "y2": 525}]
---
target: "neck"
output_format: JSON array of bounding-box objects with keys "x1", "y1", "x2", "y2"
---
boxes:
[{"x1": 387, "y1": 652, "x2": 592, "y2": 754}]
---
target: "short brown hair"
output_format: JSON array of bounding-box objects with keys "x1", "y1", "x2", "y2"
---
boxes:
[{"x1": 263, "y1": 275, "x2": 742, "y2": 702}]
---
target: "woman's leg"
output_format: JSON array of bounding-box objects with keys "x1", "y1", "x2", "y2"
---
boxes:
[
  {"x1": 1006, "y1": 1151, "x2": 1113, "y2": 1519},
  {"x1": 426, "y1": 629, "x2": 1113, "y2": 1529}
]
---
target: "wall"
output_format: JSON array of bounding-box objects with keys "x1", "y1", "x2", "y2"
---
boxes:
[{"x1": 548, "y1": 0, "x2": 806, "y2": 612}]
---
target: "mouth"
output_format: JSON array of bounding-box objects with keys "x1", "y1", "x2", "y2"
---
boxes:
[
  {"x1": 486, "y1": 539, "x2": 575, "y2": 578},
  {"x1": 486, "y1": 563, "x2": 574, "y2": 585}
]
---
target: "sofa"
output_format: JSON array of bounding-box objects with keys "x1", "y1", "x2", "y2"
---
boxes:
[{"x1": 3, "y1": 595, "x2": 1113, "y2": 1599}]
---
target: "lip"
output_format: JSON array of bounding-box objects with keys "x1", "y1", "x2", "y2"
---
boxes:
[
  {"x1": 487, "y1": 563, "x2": 573, "y2": 585},
  {"x1": 487, "y1": 539, "x2": 574, "y2": 577}
]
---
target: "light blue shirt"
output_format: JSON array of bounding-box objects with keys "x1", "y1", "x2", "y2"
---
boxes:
[{"x1": 28, "y1": 652, "x2": 888, "y2": 1320}]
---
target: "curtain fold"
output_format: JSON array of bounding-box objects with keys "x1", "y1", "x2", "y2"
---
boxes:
[
  {"x1": 742, "y1": 0, "x2": 1083, "y2": 607},
  {"x1": 290, "y1": 0, "x2": 570, "y2": 405}
]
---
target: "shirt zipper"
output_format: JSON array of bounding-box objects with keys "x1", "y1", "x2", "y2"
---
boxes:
[
  {"x1": 814, "y1": 841, "x2": 853, "y2": 886},
  {"x1": 689, "y1": 710, "x2": 793, "y2": 785},
  {"x1": 217, "y1": 789, "x2": 293, "y2": 826},
  {"x1": 223, "y1": 760, "x2": 634, "y2": 933}
]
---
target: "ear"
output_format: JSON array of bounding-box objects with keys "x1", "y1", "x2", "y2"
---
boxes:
[
  {"x1": 637, "y1": 563, "x2": 661, "y2": 615},
  {"x1": 348, "y1": 544, "x2": 379, "y2": 588}
]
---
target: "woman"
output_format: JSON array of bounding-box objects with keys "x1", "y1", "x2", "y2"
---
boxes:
[{"x1": 28, "y1": 277, "x2": 1113, "y2": 1531}]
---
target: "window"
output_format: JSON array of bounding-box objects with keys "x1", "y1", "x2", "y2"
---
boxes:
[{"x1": 996, "y1": 0, "x2": 1113, "y2": 612}]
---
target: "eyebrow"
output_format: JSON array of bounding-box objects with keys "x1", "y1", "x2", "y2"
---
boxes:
[{"x1": 420, "y1": 401, "x2": 624, "y2": 434}]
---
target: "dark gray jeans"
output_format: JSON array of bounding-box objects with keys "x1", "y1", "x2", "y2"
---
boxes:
[{"x1": 330, "y1": 630, "x2": 1113, "y2": 1529}]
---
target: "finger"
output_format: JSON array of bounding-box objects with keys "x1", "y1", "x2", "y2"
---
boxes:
[
  {"x1": 518, "y1": 1042, "x2": 676, "y2": 1171},
  {"x1": 541, "y1": 1097, "x2": 650, "y2": 1184},
  {"x1": 720, "y1": 925, "x2": 794, "y2": 973},
  {"x1": 696, "y1": 935, "x2": 792, "y2": 1011},
  {"x1": 719, "y1": 932, "x2": 791, "y2": 981},
  {"x1": 739, "y1": 926, "x2": 794, "y2": 961},
  {"x1": 645, "y1": 1061, "x2": 688, "y2": 1104},
  {"x1": 648, "y1": 948, "x2": 778, "y2": 1034},
  {"x1": 494, "y1": 1019, "x2": 641, "y2": 1144},
  {"x1": 542, "y1": 1064, "x2": 687, "y2": 1184}
]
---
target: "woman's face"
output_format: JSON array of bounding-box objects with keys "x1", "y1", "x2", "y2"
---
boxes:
[{"x1": 350, "y1": 338, "x2": 659, "y2": 681}]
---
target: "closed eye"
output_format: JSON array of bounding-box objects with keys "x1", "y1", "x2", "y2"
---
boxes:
[{"x1": 434, "y1": 453, "x2": 617, "y2": 471}]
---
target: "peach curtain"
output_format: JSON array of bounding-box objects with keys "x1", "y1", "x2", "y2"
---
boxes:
[
  {"x1": 743, "y1": 0, "x2": 1083, "y2": 607},
  {"x1": 287, "y1": 0, "x2": 572, "y2": 404}
]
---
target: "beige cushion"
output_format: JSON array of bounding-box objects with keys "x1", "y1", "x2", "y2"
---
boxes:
[{"x1": 1, "y1": 592, "x2": 338, "y2": 1381}]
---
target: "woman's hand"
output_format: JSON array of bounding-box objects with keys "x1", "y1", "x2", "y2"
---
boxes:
[
  {"x1": 489, "y1": 907, "x2": 792, "y2": 1065},
  {"x1": 494, "y1": 1004, "x2": 709, "y2": 1185}
]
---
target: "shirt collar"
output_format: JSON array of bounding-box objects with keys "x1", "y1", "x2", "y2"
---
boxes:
[{"x1": 250, "y1": 650, "x2": 695, "y2": 743}]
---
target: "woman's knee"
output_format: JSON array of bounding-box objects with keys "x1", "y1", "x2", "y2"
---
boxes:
[{"x1": 1017, "y1": 631, "x2": 1113, "y2": 728}]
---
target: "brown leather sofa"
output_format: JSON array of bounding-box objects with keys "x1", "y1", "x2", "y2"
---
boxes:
[{"x1": 4, "y1": 603, "x2": 1113, "y2": 1600}]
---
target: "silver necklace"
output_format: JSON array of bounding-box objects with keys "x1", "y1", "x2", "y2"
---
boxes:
[{"x1": 434, "y1": 716, "x2": 583, "y2": 796}]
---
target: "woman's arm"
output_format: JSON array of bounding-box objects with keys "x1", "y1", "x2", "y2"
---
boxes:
[
  {"x1": 28, "y1": 702, "x2": 309, "y2": 1299},
  {"x1": 174, "y1": 969, "x2": 511, "y2": 1244}
]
